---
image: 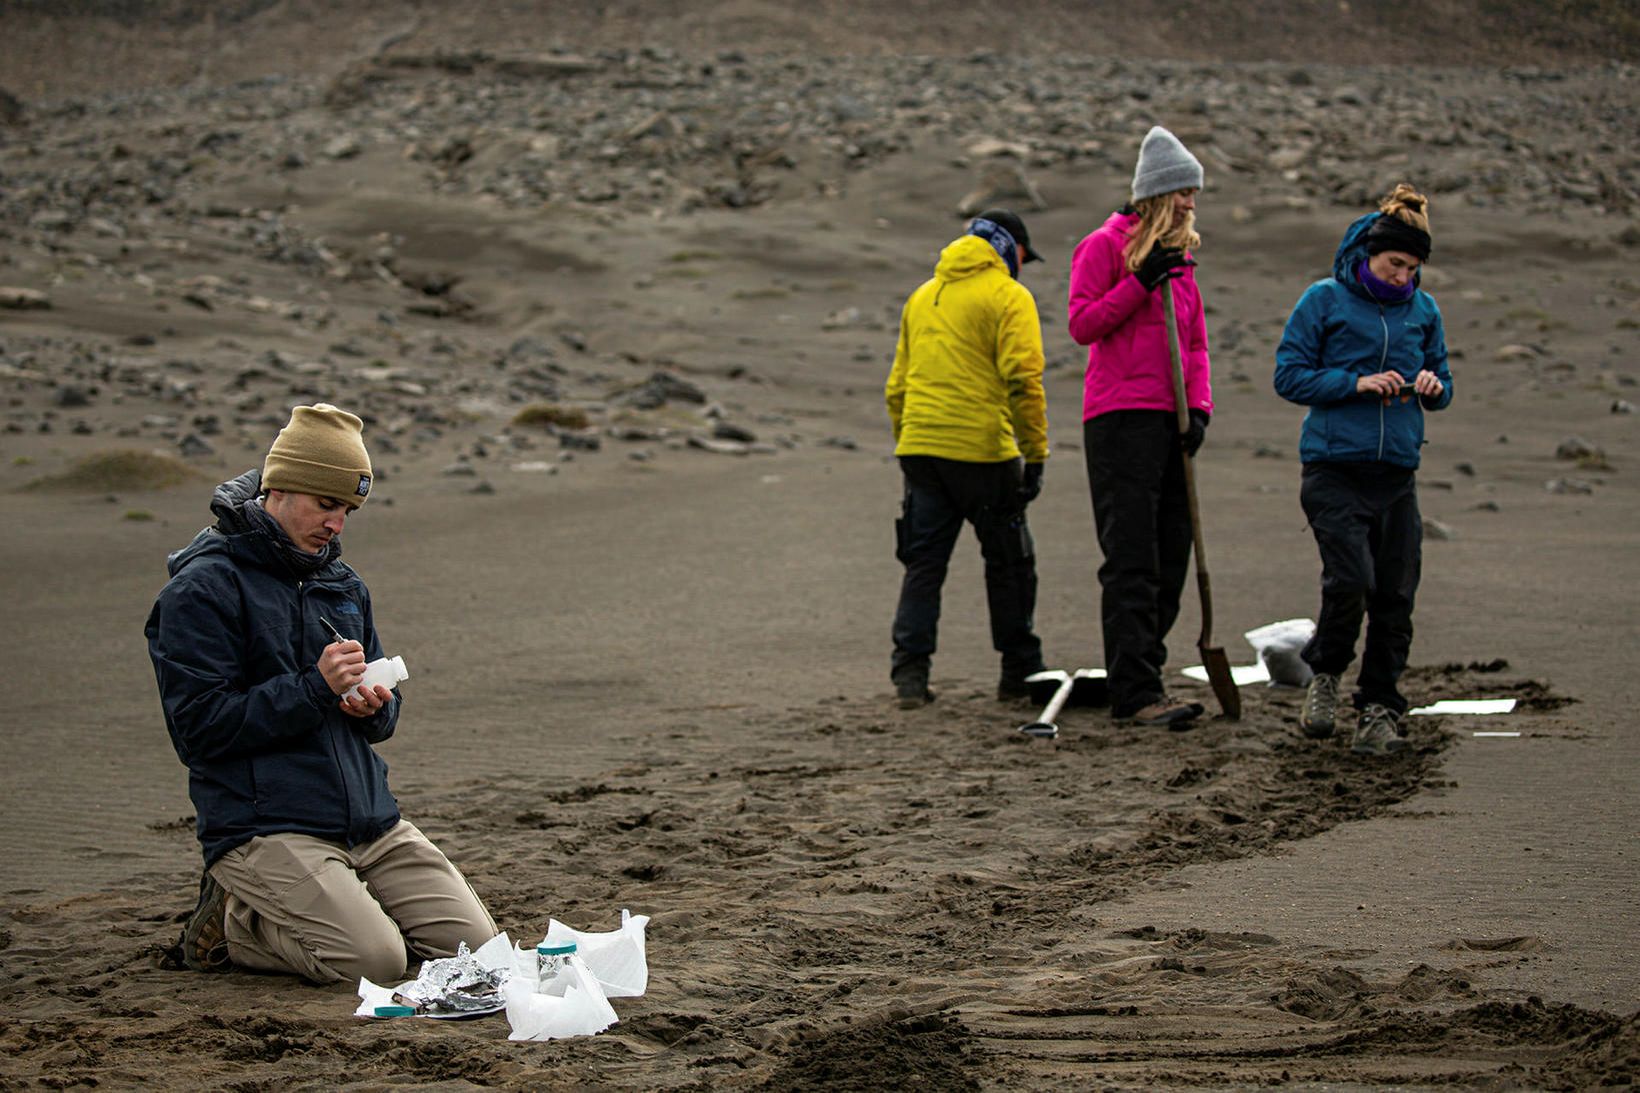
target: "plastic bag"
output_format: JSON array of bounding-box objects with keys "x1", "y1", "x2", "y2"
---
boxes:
[
  {"x1": 501, "y1": 953, "x2": 619, "y2": 1041},
  {"x1": 1243, "y1": 618, "x2": 1316, "y2": 688},
  {"x1": 542, "y1": 908, "x2": 649, "y2": 998}
]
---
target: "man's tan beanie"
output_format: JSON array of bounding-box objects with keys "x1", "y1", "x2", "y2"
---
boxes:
[{"x1": 262, "y1": 403, "x2": 373, "y2": 506}]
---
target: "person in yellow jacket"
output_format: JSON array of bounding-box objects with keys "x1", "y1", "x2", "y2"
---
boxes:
[{"x1": 885, "y1": 208, "x2": 1050, "y2": 709}]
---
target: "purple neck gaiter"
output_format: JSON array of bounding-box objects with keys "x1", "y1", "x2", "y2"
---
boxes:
[{"x1": 1357, "y1": 258, "x2": 1415, "y2": 302}]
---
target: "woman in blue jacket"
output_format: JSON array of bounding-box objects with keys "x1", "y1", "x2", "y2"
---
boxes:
[{"x1": 1274, "y1": 184, "x2": 1453, "y2": 755}]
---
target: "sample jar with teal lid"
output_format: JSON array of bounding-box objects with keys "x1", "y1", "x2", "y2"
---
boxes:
[{"x1": 536, "y1": 940, "x2": 577, "y2": 992}]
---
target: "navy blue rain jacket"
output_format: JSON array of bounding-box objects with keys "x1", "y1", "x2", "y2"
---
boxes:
[
  {"x1": 145, "y1": 471, "x2": 401, "y2": 867},
  {"x1": 1273, "y1": 212, "x2": 1454, "y2": 468}
]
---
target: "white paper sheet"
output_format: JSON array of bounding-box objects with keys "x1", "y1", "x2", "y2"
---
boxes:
[
  {"x1": 1180, "y1": 662, "x2": 1269, "y2": 686},
  {"x1": 1408, "y1": 698, "x2": 1518, "y2": 715}
]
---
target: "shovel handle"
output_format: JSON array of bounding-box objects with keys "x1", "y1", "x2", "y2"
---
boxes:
[{"x1": 1161, "y1": 279, "x2": 1214, "y2": 645}]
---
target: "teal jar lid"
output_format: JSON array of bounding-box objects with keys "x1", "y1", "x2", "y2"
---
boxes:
[
  {"x1": 374, "y1": 1005, "x2": 417, "y2": 1017},
  {"x1": 536, "y1": 941, "x2": 577, "y2": 955}
]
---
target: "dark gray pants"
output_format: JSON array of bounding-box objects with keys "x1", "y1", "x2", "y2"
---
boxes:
[
  {"x1": 1299, "y1": 461, "x2": 1421, "y2": 714},
  {"x1": 1084, "y1": 411, "x2": 1194, "y2": 717},
  {"x1": 890, "y1": 455, "x2": 1043, "y2": 688}
]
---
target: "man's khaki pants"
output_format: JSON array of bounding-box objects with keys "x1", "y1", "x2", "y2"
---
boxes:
[{"x1": 209, "y1": 819, "x2": 497, "y2": 985}]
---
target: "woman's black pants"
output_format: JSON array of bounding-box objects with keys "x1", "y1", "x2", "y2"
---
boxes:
[
  {"x1": 1084, "y1": 411, "x2": 1193, "y2": 717},
  {"x1": 1298, "y1": 461, "x2": 1421, "y2": 715}
]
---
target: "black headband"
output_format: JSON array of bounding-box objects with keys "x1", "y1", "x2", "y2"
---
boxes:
[{"x1": 1366, "y1": 214, "x2": 1431, "y2": 262}]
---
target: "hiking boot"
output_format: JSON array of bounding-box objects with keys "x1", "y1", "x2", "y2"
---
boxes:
[
  {"x1": 1300, "y1": 672, "x2": 1341, "y2": 739},
  {"x1": 996, "y1": 677, "x2": 1033, "y2": 703},
  {"x1": 1351, "y1": 703, "x2": 1408, "y2": 757},
  {"x1": 179, "y1": 871, "x2": 232, "y2": 972},
  {"x1": 1120, "y1": 696, "x2": 1203, "y2": 729},
  {"x1": 894, "y1": 675, "x2": 935, "y2": 710}
]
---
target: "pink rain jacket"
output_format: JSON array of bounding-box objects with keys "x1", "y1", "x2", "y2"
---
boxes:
[{"x1": 1067, "y1": 209, "x2": 1213, "y2": 423}]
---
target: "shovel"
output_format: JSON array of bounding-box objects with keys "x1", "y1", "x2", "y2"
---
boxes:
[
  {"x1": 1017, "y1": 668, "x2": 1107, "y2": 738},
  {"x1": 1161, "y1": 278, "x2": 1242, "y2": 720}
]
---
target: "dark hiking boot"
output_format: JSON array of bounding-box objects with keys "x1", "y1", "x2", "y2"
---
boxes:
[
  {"x1": 996, "y1": 677, "x2": 1033, "y2": 703},
  {"x1": 179, "y1": 871, "x2": 232, "y2": 972},
  {"x1": 1351, "y1": 703, "x2": 1408, "y2": 757},
  {"x1": 1300, "y1": 673, "x2": 1341, "y2": 739},
  {"x1": 897, "y1": 685, "x2": 934, "y2": 709},
  {"x1": 1121, "y1": 696, "x2": 1204, "y2": 729}
]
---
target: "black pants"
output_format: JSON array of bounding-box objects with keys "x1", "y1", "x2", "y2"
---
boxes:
[
  {"x1": 890, "y1": 455, "x2": 1043, "y2": 687},
  {"x1": 1084, "y1": 411, "x2": 1193, "y2": 717},
  {"x1": 1299, "y1": 461, "x2": 1421, "y2": 715}
]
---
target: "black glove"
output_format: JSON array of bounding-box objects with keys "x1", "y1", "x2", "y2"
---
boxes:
[
  {"x1": 1019, "y1": 461, "x2": 1044, "y2": 504},
  {"x1": 1180, "y1": 408, "x2": 1209, "y2": 457},
  {"x1": 1136, "y1": 246, "x2": 1195, "y2": 291}
]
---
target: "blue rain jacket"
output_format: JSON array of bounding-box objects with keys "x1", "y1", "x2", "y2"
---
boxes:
[
  {"x1": 145, "y1": 471, "x2": 401, "y2": 867},
  {"x1": 1273, "y1": 213, "x2": 1453, "y2": 468}
]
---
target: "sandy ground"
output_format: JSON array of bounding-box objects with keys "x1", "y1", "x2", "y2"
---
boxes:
[{"x1": 2, "y1": 35, "x2": 1639, "y2": 1091}]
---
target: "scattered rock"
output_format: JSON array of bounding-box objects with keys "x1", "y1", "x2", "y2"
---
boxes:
[
  {"x1": 559, "y1": 431, "x2": 602, "y2": 451},
  {"x1": 323, "y1": 135, "x2": 362, "y2": 160},
  {"x1": 688, "y1": 435, "x2": 748, "y2": 456},
  {"x1": 619, "y1": 371, "x2": 707, "y2": 409},
  {"x1": 0, "y1": 287, "x2": 51, "y2": 310},
  {"x1": 1612, "y1": 399, "x2": 1635, "y2": 415},
  {"x1": 1545, "y1": 477, "x2": 1595, "y2": 495},
  {"x1": 177, "y1": 433, "x2": 215, "y2": 458},
  {"x1": 712, "y1": 421, "x2": 757, "y2": 443},
  {"x1": 1554, "y1": 436, "x2": 1603, "y2": 462},
  {"x1": 956, "y1": 161, "x2": 1047, "y2": 217}
]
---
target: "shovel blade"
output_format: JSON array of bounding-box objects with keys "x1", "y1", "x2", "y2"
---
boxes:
[{"x1": 1199, "y1": 643, "x2": 1242, "y2": 720}]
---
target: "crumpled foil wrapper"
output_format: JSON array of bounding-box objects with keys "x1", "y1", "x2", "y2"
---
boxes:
[{"x1": 391, "y1": 942, "x2": 511, "y2": 1015}]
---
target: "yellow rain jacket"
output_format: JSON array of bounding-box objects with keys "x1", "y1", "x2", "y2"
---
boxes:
[{"x1": 885, "y1": 234, "x2": 1049, "y2": 464}]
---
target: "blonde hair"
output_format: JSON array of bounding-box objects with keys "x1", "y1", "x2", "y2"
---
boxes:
[
  {"x1": 1123, "y1": 193, "x2": 1201, "y2": 273},
  {"x1": 1378, "y1": 183, "x2": 1430, "y2": 233}
]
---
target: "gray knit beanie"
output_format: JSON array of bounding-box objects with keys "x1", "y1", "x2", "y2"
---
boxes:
[{"x1": 1131, "y1": 126, "x2": 1204, "y2": 201}]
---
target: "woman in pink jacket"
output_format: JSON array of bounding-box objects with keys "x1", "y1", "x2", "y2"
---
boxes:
[{"x1": 1067, "y1": 126, "x2": 1213, "y2": 727}]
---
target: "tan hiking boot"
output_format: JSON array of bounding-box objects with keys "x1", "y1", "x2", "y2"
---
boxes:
[
  {"x1": 1351, "y1": 703, "x2": 1408, "y2": 756},
  {"x1": 1300, "y1": 672, "x2": 1341, "y2": 739},
  {"x1": 179, "y1": 871, "x2": 232, "y2": 972}
]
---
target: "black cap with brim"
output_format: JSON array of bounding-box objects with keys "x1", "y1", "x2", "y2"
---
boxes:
[{"x1": 977, "y1": 208, "x2": 1043, "y2": 264}]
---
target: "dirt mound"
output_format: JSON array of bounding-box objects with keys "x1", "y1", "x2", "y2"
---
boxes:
[
  {"x1": 21, "y1": 450, "x2": 203, "y2": 493},
  {"x1": 760, "y1": 1012, "x2": 985, "y2": 1091}
]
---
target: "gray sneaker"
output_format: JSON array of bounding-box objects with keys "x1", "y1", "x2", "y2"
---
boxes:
[
  {"x1": 1351, "y1": 703, "x2": 1408, "y2": 756},
  {"x1": 1300, "y1": 673, "x2": 1340, "y2": 739}
]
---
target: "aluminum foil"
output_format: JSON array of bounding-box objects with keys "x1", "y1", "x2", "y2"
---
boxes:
[{"x1": 390, "y1": 942, "x2": 510, "y2": 1016}]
